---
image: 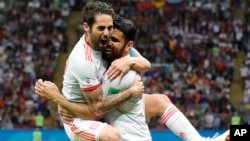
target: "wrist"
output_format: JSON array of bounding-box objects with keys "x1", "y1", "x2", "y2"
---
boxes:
[
  {"x1": 127, "y1": 88, "x2": 134, "y2": 97},
  {"x1": 53, "y1": 93, "x2": 64, "y2": 104}
]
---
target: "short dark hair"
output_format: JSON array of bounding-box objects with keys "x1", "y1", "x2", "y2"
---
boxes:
[
  {"x1": 113, "y1": 16, "x2": 137, "y2": 43},
  {"x1": 82, "y1": 1, "x2": 115, "y2": 28}
]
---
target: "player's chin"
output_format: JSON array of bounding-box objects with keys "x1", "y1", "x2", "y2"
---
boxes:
[
  {"x1": 103, "y1": 52, "x2": 112, "y2": 60},
  {"x1": 103, "y1": 47, "x2": 113, "y2": 55}
]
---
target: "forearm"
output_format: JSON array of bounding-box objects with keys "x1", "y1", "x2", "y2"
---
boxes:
[
  {"x1": 101, "y1": 89, "x2": 132, "y2": 112},
  {"x1": 53, "y1": 94, "x2": 103, "y2": 120},
  {"x1": 85, "y1": 77, "x2": 143, "y2": 116},
  {"x1": 129, "y1": 57, "x2": 151, "y2": 73},
  {"x1": 89, "y1": 88, "x2": 133, "y2": 115}
]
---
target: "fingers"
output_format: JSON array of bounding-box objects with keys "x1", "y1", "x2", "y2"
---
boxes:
[
  {"x1": 60, "y1": 115, "x2": 73, "y2": 124},
  {"x1": 136, "y1": 75, "x2": 142, "y2": 81},
  {"x1": 108, "y1": 71, "x2": 117, "y2": 81},
  {"x1": 61, "y1": 110, "x2": 74, "y2": 119},
  {"x1": 59, "y1": 110, "x2": 73, "y2": 124},
  {"x1": 35, "y1": 80, "x2": 43, "y2": 95},
  {"x1": 136, "y1": 75, "x2": 144, "y2": 90},
  {"x1": 108, "y1": 68, "x2": 122, "y2": 81},
  {"x1": 34, "y1": 79, "x2": 53, "y2": 99},
  {"x1": 58, "y1": 105, "x2": 74, "y2": 124},
  {"x1": 132, "y1": 75, "x2": 143, "y2": 89},
  {"x1": 118, "y1": 72, "x2": 125, "y2": 83},
  {"x1": 107, "y1": 58, "x2": 130, "y2": 80},
  {"x1": 58, "y1": 105, "x2": 74, "y2": 119},
  {"x1": 130, "y1": 75, "x2": 144, "y2": 97},
  {"x1": 134, "y1": 75, "x2": 142, "y2": 83}
]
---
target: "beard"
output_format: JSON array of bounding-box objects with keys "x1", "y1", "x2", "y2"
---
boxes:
[
  {"x1": 102, "y1": 45, "x2": 125, "y2": 62},
  {"x1": 88, "y1": 29, "x2": 109, "y2": 50}
]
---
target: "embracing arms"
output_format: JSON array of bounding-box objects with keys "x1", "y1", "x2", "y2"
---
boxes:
[
  {"x1": 108, "y1": 48, "x2": 151, "y2": 80},
  {"x1": 35, "y1": 76, "x2": 143, "y2": 119},
  {"x1": 34, "y1": 48, "x2": 150, "y2": 120}
]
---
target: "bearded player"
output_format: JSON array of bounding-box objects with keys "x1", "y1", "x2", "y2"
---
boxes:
[
  {"x1": 35, "y1": 16, "x2": 230, "y2": 141},
  {"x1": 101, "y1": 16, "x2": 230, "y2": 141}
]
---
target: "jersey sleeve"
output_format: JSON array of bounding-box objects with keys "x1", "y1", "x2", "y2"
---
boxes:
[
  {"x1": 129, "y1": 47, "x2": 137, "y2": 57},
  {"x1": 70, "y1": 59, "x2": 100, "y2": 91}
]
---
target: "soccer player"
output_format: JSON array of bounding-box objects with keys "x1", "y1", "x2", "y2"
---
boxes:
[
  {"x1": 102, "y1": 17, "x2": 230, "y2": 141},
  {"x1": 35, "y1": 1, "x2": 146, "y2": 141},
  {"x1": 35, "y1": 16, "x2": 229, "y2": 141}
]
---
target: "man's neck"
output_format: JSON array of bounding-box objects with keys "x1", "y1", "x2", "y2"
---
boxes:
[{"x1": 84, "y1": 34, "x2": 95, "y2": 50}]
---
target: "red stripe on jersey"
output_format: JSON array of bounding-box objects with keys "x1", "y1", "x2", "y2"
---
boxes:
[
  {"x1": 82, "y1": 83, "x2": 101, "y2": 91},
  {"x1": 83, "y1": 38, "x2": 93, "y2": 62},
  {"x1": 69, "y1": 121, "x2": 95, "y2": 141}
]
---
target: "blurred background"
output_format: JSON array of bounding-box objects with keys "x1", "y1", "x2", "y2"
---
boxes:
[{"x1": 0, "y1": 0, "x2": 250, "y2": 140}]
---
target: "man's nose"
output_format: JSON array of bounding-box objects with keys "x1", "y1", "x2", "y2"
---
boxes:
[
  {"x1": 107, "y1": 40, "x2": 112, "y2": 46},
  {"x1": 103, "y1": 28, "x2": 110, "y2": 39}
]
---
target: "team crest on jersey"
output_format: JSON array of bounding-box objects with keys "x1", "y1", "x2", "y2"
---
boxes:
[{"x1": 86, "y1": 79, "x2": 90, "y2": 84}]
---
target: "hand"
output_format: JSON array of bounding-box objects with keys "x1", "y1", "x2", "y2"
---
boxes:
[
  {"x1": 108, "y1": 57, "x2": 131, "y2": 81},
  {"x1": 58, "y1": 105, "x2": 74, "y2": 124},
  {"x1": 34, "y1": 79, "x2": 60, "y2": 101},
  {"x1": 129, "y1": 75, "x2": 144, "y2": 98}
]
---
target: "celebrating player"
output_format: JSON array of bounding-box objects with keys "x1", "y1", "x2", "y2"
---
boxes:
[
  {"x1": 35, "y1": 14, "x2": 229, "y2": 141},
  {"x1": 35, "y1": 1, "x2": 147, "y2": 141}
]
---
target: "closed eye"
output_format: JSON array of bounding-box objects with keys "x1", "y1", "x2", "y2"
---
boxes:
[{"x1": 110, "y1": 36, "x2": 119, "y2": 43}]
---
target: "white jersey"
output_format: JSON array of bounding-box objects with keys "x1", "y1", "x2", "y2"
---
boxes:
[
  {"x1": 62, "y1": 42, "x2": 151, "y2": 141},
  {"x1": 62, "y1": 35, "x2": 108, "y2": 103},
  {"x1": 102, "y1": 66, "x2": 152, "y2": 141},
  {"x1": 62, "y1": 35, "x2": 108, "y2": 141}
]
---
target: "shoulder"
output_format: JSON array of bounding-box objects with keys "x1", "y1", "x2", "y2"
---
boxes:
[{"x1": 129, "y1": 47, "x2": 138, "y2": 57}]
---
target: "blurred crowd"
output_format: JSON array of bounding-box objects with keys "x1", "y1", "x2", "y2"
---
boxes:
[
  {"x1": 134, "y1": 0, "x2": 249, "y2": 129},
  {"x1": 0, "y1": 0, "x2": 250, "y2": 131},
  {"x1": 108, "y1": 0, "x2": 249, "y2": 130},
  {"x1": 0, "y1": 0, "x2": 70, "y2": 129},
  {"x1": 239, "y1": 6, "x2": 250, "y2": 125}
]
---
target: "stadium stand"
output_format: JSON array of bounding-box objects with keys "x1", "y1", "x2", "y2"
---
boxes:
[
  {"x1": 0, "y1": 0, "x2": 70, "y2": 129},
  {"x1": 0, "y1": 0, "x2": 250, "y2": 135}
]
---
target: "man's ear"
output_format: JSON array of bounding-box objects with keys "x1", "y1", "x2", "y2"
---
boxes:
[
  {"x1": 125, "y1": 41, "x2": 134, "y2": 52},
  {"x1": 83, "y1": 22, "x2": 89, "y2": 32}
]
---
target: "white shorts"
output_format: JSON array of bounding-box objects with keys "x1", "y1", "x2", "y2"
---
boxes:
[{"x1": 64, "y1": 118, "x2": 107, "y2": 141}]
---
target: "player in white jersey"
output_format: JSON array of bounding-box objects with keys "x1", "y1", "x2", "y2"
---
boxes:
[
  {"x1": 61, "y1": 33, "x2": 145, "y2": 141},
  {"x1": 101, "y1": 17, "x2": 229, "y2": 141},
  {"x1": 35, "y1": 16, "x2": 229, "y2": 141},
  {"x1": 35, "y1": 1, "x2": 145, "y2": 141}
]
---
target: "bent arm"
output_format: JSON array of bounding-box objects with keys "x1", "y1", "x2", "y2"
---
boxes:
[
  {"x1": 129, "y1": 50, "x2": 151, "y2": 73},
  {"x1": 66, "y1": 58, "x2": 143, "y2": 118},
  {"x1": 34, "y1": 79, "x2": 102, "y2": 120},
  {"x1": 53, "y1": 94, "x2": 103, "y2": 120},
  {"x1": 108, "y1": 48, "x2": 151, "y2": 80},
  {"x1": 55, "y1": 81, "x2": 140, "y2": 119},
  {"x1": 83, "y1": 86, "x2": 134, "y2": 116},
  {"x1": 35, "y1": 79, "x2": 132, "y2": 120}
]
